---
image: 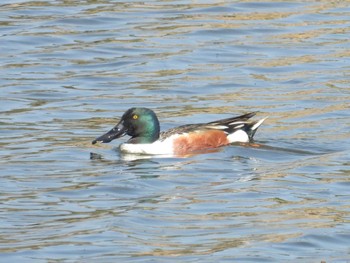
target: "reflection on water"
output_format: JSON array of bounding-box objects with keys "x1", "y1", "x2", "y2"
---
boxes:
[{"x1": 1, "y1": 0, "x2": 349, "y2": 262}]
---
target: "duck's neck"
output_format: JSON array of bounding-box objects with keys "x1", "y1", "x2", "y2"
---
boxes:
[{"x1": 129, "y1": 122, "x2": 160, "y2": 144}]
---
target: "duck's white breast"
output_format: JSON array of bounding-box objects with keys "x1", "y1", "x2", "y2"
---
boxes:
[{"x1": 119, "y1": 136, "x2": 176, "y2": 155}]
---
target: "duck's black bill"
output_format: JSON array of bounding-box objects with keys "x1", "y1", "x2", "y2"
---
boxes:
[{"x1": 92, "y1": 122, "x2": 127, "y2": 144}]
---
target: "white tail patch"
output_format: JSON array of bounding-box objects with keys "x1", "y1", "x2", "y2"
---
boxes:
[
  {"x1": 227, "y1": 130, "x2": 249, "y2": 143},
  {"x1": 252, "y1": 117, "x2": 268, "y2": 131}
]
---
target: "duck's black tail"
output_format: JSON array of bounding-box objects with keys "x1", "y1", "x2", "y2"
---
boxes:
[{"x1": 209, "y1": 112, "x2": 267, "y2": 141}]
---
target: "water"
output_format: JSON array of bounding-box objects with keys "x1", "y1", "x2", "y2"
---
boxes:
[{"x1": 1, "y1": 0, "x2": 349, "y2": 262}]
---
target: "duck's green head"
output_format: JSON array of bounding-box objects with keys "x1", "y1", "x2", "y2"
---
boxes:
[{"x1": 92, "y1": 107, "x2": 160, "y2": 144}]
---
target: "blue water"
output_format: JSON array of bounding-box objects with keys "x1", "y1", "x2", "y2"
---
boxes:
[{"x1": 1, "y1": 1, "x2": 349, "y2": 262}]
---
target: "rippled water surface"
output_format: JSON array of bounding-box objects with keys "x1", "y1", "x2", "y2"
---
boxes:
[{"x1": 1, "y1": 0, "x2": 350, "y2": 262}]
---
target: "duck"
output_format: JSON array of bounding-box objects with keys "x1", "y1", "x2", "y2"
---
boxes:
[{"x1": 92, "y1": 107, "x2": 267, "y2": 155}]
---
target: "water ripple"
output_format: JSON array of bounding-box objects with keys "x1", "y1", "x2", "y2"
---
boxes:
[{"x1": 1, "y1": 0, "x2": 349, "y2": 262}]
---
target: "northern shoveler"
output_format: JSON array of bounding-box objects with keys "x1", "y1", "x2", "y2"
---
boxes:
[{"x1": 92, "y1": 107, "x2": 267, "y2": 155}]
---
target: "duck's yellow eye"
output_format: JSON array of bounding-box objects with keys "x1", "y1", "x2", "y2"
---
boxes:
[{"x1": 132, "y1": 114, "x2": 138, "y2": 120}]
